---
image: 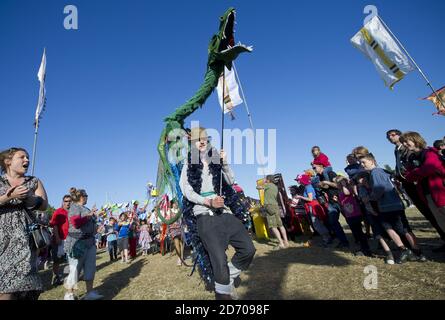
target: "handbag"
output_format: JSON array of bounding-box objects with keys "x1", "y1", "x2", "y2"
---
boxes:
[
  {"x1": 30, "y1": 224, "x2": 52, "y2": 249},
  {"x1": 25, "y1": 210, "x2": 51, "y2": 249}
]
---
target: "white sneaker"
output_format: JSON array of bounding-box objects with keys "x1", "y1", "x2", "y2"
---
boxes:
[
  {"x1": 230, "y1": 289, "x2": 239, "y2": 300},
  {"x1": 83, "y1": 290, "x2": 103, "y2": 300},
  {"x1": 64, "y1": 292, "x2": 75, "y2": 300}
]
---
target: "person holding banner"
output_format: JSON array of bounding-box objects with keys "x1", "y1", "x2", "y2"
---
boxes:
[
  {"x1": 180, "y1": 127, "x2": 256, "y2": 300},
  {"x1": 0, "y1": 147, "x2": 48, "y2": 300}
]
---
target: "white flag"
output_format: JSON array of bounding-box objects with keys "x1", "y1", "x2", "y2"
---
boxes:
[
  {"x1": 35, "y1": 48, "x2": 46, "y2": 127},
  {"x1": 217, "y1": 66, "x2": 243, "y2": 114},
  {"x1": 351, "y1": 16, "x2": 415, "y2": 89}
]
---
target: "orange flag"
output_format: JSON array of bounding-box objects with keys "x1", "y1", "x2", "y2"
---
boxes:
[{"x1": 423, "y1": 85, "x2": 445, "y2": 116}]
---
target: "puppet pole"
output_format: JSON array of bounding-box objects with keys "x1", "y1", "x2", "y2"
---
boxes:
[{"x1": 220, "y1": 67, "x2": 226, "y2": 195}]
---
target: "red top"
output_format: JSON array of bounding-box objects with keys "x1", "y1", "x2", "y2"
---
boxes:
[
  {"x1": 304, "y1": 200, "x2": 327, "y2": 221},
  {"x1": 50, "y1": 208, "x2": 69, "y2": 240},
  {"x1": 313, "y1": 153, "x2": 331, "y2": 167},
  {"x1": 405, "y1": 147, "x2": 445, "y2": 207}
]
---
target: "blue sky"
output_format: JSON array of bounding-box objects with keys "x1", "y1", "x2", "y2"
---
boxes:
[{"x1": 1, "y1": 0, "x2": 444, "y2": 209}]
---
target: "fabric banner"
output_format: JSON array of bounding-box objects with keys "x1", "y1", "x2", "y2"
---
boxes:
[
  {"x1": 35, "y1": 48, "x2": 47, "y2": 127},
  {"x1": 351, "y1": 16, "x2": 415, "y2": 89},
  {"x1": 217, "y1": 66, "x2": 243, "y2": 113}
]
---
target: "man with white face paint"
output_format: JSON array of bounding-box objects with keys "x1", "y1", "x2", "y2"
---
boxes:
[{"x1": 180, "y1": 127, "x2": 256, "y2": 300}]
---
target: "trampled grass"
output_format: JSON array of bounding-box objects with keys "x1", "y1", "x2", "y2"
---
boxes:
[{"x1": 39, "y1": 208, "x2": 445, "y2": 300}]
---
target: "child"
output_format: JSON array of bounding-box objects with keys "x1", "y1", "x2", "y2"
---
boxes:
[
  {"x1": 128, "y1": 218, "x2": 139, "y2": 259},
  {"x1": 334, "y1": 176, "x2": 372, "y2": 256},
  {"x1": 311, "y1": 146, "x2": 333, "y2": 182},
  {"x1": 168, "y1": 200, "x2": 184, "y2": 266},
  {"x1": 105, "y1": 218, "x2": 118, "y2": 261},
  {"x1": 355, "y1": 172, "x2": 395, "y2": 264},
  {"x1": 344, "y1": 154, "x2": 364, "y2": 180},
  {"x1": 138, "y1": 220, "x2": 152, "y2": 255},
  {"x1": 360, "y1": 154, "x2": 426, "y2": 263},
  {"x1": 118, "y1": 212, "x2": 131, "y2": 263},
  {"x1": 95, "y1": 228, "x2": 102, "y2": 250},
  {"x1": 295, "y1": 174, "x2": 332, "y2": 247}
]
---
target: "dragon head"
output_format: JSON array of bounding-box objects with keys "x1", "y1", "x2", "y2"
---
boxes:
[{"x1": 208, "y1": 7, "x2": 253, "y2": 69}]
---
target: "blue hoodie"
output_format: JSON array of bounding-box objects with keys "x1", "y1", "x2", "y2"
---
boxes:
[
  {"x1": 369, "y1": 167, "x2": 403, "y2": 213},
  {"x1": 344, "y1": 163, "x2": 365, "y2": 179}
]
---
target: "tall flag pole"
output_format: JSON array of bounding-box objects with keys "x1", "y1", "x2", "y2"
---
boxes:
[
  {"x1": 232, "y1": 62, "x2": 267, "y2": 178},
  {"x1": 377, "y1": 16, "x2": 445, "y2": 115},
  {"x1": 31, "y1": 48, "x2": 47, "y2": 176}
]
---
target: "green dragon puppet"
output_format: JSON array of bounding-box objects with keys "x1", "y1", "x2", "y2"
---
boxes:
[{"x1": 155, "y1": 8, "x2": 252, "y2": 289}]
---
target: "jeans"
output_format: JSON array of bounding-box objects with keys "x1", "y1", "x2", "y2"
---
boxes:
[
  {"x1": 65, "y1": 245, "x2": 96, "y2": 290},
  {"x1": 327, "y1": 203, "x2": 349, "y2": 245},
  {"x1": 307, "y1": 206, "x2": 330, "y2": 242},
  {"x1": 108, "y1": 240, "x2": 117, "y2": 260},
  {"x1": 322, "y1": 167, "x2": 333, "y2": 182}
]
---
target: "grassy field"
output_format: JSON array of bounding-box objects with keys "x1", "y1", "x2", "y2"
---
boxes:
[{"x1": 39, "y1": 208, "x2": 445, "y2": 300}]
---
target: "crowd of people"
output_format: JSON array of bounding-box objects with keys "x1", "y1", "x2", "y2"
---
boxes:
[
  {"x1": 0, "y1": 147, "x2": 189, "y2": 300},
  {"x1": 0, "y1": 129, "x2": 444, "y2": 300},
  {"x1": 289, "y1": 130, "x2": 445, "y2": 265},
  {"x1": 52, "y1": 193, "x2": 188, "y2": 300}
]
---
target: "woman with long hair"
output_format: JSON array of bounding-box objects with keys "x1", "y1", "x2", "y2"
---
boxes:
[{"x1": 0, "y1": 147, "x2": 48, "y2": 300}]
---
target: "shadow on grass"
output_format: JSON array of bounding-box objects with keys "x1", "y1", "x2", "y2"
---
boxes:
[
  {"x1": 241, "y1": 246, "x2": 350, "y2": 300},
  {"x1": 96, "y1": 259, "x2": 115, "y2": 272},
  {"x1": 93, "y1": 259, "x2": 146, "y2": 299}
]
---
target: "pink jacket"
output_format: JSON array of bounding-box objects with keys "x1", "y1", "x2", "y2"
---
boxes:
[{"x1": 405, "y1": 147, "x2": 445, "y2": 207}]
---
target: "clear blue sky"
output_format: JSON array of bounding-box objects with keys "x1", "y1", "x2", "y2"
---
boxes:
[{"x1": 1, "y1": 0, "x2": 444, "y2": 209}]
